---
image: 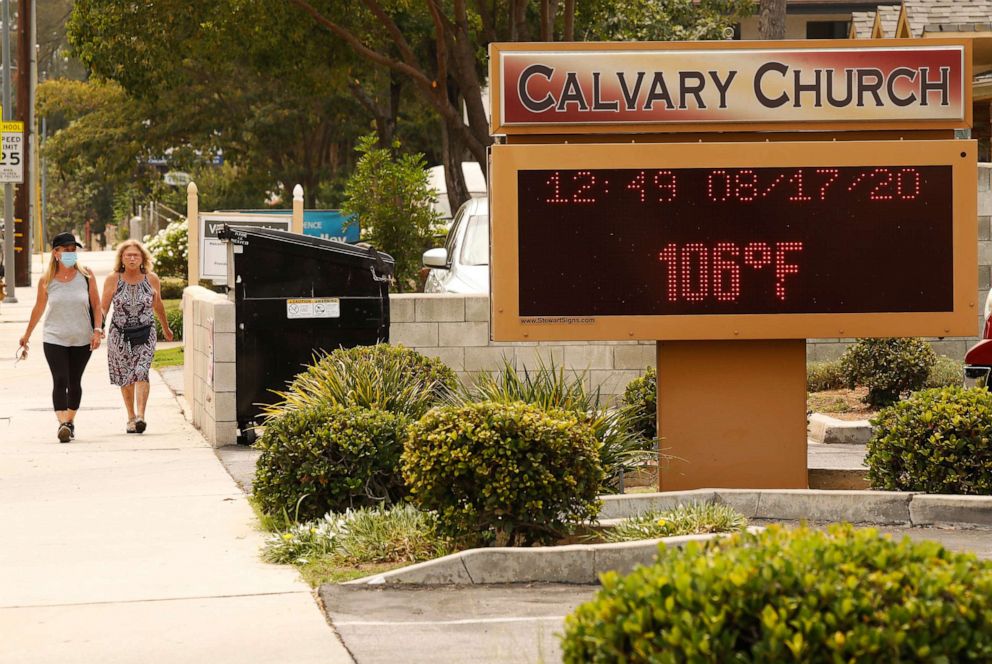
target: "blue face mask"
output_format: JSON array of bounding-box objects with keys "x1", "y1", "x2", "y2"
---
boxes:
[{"x1": 60, "y1": 252, "x2": 78, "y2": 268}]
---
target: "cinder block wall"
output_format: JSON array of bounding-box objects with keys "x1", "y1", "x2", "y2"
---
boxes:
[
  {"x1": 389, "y1": 294, "x2": 655, "y2": 397},
  {"x1": 183, "y1": 166, "x2": 992, "y2": 446},
  {"x1": 182, "y1": 286, "x2": 237, "y2": 446},
  {"x1": 807, "y1": 164, "x2": 992, "y2": 362}
]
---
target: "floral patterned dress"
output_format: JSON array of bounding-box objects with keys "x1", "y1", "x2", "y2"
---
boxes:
[{"x1": 108, "y1": 275, "x2": 157, "y2": 386}]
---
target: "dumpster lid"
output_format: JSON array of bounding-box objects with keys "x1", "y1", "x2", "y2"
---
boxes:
[{"x1": 218, "y1": 225, "x2": 394, "y2": 269}]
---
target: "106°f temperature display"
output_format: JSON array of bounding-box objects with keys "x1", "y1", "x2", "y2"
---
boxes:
[{"x1": 517, "y1": 166, "x2": 953, "y2": 316}]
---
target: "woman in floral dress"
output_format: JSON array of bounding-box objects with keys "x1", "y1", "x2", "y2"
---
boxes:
[{"x1": 101, "y1": 240, "x2": 173, "y2": 433}]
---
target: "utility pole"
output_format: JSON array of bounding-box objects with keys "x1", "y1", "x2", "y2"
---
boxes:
[
  {"x1": 13, "y1": 0, "x2": 29, "y2": 285},
  {"x1": 1, "y1": 0, "x2": 15, "y2": 302}
]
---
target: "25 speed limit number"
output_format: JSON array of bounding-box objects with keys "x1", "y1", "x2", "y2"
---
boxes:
[{"x1": 0, "y1": 129, "x2": 23, "y2": 183}]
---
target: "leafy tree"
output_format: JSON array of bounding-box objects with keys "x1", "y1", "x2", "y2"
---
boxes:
[
  {"x1": 342, "y1": 134, "x2": 441, "y2": 291},
  {"x1": 66, "y1": 0, "x2": 434, "y2": 208},
  {"x1": 289, "y1": 0, "x2": 755, "y2": 212}
]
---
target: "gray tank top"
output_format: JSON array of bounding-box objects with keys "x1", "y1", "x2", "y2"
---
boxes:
[{"x1": 43, "y1": 271, "x2": 93, "y2": 347}]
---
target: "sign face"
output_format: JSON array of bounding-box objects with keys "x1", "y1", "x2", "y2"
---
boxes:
[
  {"x1": 200, "y1": 213, "x2": 291, "y2": 283},
  {"x1": 0, "y1": 121, "x2": 24, "y2": 183},
  {"x1": 490, "y1": 39, "x2": 970, "y2": 134},
  {"x1": 490, "y1": 140, "x2": 977, "y2": 341},
  {"x1": 286, "y1": 298, "x2": 341, "y2": 319}
]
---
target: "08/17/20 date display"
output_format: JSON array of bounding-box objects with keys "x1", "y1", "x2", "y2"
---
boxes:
[{"x1": 517, "y1": 166, "x2": 953, "y2": 316}]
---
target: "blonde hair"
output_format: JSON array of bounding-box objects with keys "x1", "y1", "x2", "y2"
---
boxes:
[
  {"x1": 44, "y1": 247, "x2": 90, "y2": 285},
  {"x1": 114, "y1": 239, "x2": 153, "y2": 274}
]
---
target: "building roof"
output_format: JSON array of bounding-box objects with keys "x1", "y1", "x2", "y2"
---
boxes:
[
  {"x1": 903, "y1": 0, "x2": 992, "y2": 37},
  {"x1": 850, "y1": 4, "x2": 901, "y2": 38}
]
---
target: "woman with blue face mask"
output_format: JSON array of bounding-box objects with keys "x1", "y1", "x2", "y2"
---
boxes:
[{"x1": 18, "y1": 232, "x2": 104, "y2": 442}]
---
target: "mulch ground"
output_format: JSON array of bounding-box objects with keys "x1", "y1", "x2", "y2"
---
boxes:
[{"x1": 807, "y1": 387, "x2": 877, "y2": 421}]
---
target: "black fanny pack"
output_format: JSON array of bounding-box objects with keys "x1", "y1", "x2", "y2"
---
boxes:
[{"x1": 115, "y1": 323, "x2": 153, "y2": 346}]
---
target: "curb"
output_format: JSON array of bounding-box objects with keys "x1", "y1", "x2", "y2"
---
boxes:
[
  {"x1": 345, "y1": 490, "x2": 992, "y2": 586},
  {"x1": 808, "y1": 413, "x2": 872, "y2": 444},
  {"x1": 346, "y1": 529, "x2": 763, "y2": 586}
]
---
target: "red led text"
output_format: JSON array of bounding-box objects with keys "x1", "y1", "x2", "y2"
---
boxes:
[{"x1": 657, "y1": 241, "x2": 804, "y2": 302}]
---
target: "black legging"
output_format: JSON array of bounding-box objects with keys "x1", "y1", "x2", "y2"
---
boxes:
[{"x1": 43, "y1": 343, "x2": 92, "y2": 411}]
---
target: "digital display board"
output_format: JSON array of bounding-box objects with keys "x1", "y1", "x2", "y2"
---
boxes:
[
  {"x1": 489, "y1": 141, "x2": 977, "y2": 341},
  {"x1": 518, "y1": 165, "x2": 952, "y2": 316}
]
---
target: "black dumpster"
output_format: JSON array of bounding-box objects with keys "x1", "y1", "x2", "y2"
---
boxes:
[{"x1": 218, "y1": 226, "x2": 394, "y2": 444}]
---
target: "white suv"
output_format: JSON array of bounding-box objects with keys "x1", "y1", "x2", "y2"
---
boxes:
[{"x1": 422, "y1": 196, "x2": 489, "y2": 294}]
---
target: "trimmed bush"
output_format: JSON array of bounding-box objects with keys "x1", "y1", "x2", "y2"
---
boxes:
[
  {"x1": 265, "y1": 343, "x2": 457, "y2": 420},
  {"x1": 158, "y1": 276, "x2": 188, "y2": 299},
  {"x1": 253, "y1": 404, "x2": 411, "y2": 521},
  {"x1": 867, "y1": 386, "x2": 992, "y2": 494},
  {"x1": 806, "y1": 359, "x2": 845, "y2": 392},
  {"x1": 460, "y1": 358, "x2": 654, "y2": 493},
  {"x1": 402, "y1": 401, "x2": 603, "y2": 546},
  {"x1": 621, "y1": 366, "x2": 656, "y2": 441},
  {"x1": 562, "y1": 524, "x2": 992, "y2": 662},
  {"x1": 926, "y1": 354, "x2": 965, "y2": 388},
  {"x1": 840, "y1": 337, "x2": 936, "y2": 408}
]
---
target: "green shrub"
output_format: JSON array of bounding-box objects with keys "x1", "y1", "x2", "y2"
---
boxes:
[
  {"x1": 155, "y1": 299, "x2": 183, "y2": 342},
  {"x1": 601, "y1": 503, "x2": 747, "y2": 543},
  {"x1": 867, "y1": 386, "x2": 992, "y2": 494},
  {"x1": 158, "y1": 276, "x2": 188, "y2": 299},
  {"x1": 926, "y1": 354, "x2": 964, "y2": 388},
  {"x1": 621, "y1": 366, "x2": 656, "y2": 441},
  {"x1": 403, "y1": 401, "x2": 603, "y2": 546},
  {"x1": 806, "y1": 359, "x2": 845, "y2": 392},
  {"x1": 461, "y1": 358, "x2": 654, "y2": 493},
  {"x1": 145, "y1": 218, "x2": 188, "y2": 278},
  {"x1": 840, "y1": 337, "x2": 936, "y2": 408},
  {"x1": 265, "y1": 343, "x2": 457, "y2": 420},
  {"x1": 253, "y1": 404, "x2": 411, "y2": 521},
  {"x1": 562, "y1": 524, "x2": 992, "y2": 662}
]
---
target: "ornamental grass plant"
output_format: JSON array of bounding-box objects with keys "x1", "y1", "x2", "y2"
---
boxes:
[
  {"x1": 601, "y1": 503, "x2": 748, "y2": 543},
  {"x1": 263, "y1": 343, "x2": 457, "y2": 420}
]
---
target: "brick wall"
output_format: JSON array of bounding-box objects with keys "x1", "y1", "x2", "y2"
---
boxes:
[{"x1": 389, "y1": 294, "x2": 655, "y2": 397}]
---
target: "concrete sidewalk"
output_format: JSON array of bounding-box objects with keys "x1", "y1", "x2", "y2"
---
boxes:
[{"x1": 0, "y1": 252, "x2": 351, "y2": 663}]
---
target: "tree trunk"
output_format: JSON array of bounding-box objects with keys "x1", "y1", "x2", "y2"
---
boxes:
[
  {"x1": 563, "y1": 0, "x2": 575, "y2": 41},
  {"x1": 441, "y1": 119, "x2": 471, "y2": 217},
  {"x1": 758, "y1": 0, "x2": 786, "y2": 40}
]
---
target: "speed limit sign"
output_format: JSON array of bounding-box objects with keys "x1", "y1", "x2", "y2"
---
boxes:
[{"x1": 0, "y1": 120, "x2": 24, "y2": 184}]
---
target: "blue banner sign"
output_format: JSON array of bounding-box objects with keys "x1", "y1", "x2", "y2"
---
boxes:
[{"x1": 233, "y1": 209, "x2": 360, "y2": 243}]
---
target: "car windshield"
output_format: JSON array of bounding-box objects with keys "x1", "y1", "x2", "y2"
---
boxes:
[{"x1": 459, "y1": 214, "x2": 489, "y2": 266}]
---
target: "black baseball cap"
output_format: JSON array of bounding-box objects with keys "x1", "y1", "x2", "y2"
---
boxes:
[{"x1": 51, "y1": 232, "x2": 83, "y2": 249}]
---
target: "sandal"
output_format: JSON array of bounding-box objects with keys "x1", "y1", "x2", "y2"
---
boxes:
[
  {"x1": 134, "y1": 417, "x2": 146, "y2": 434},
  {"x1": 126, "y1": 418, "x2": 137, "y2": 434}
]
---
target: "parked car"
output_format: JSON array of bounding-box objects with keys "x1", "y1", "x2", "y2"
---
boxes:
[
  {"x1": 423, "y1": 196, "x2": 489, "y2": 294},
  {"x1": 963, "y1": 290, "x2": 992, "y2": 388}
]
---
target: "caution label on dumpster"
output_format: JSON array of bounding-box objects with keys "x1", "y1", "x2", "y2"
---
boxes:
[{"x1": 286, "y1": 298, "x2": 341, "y2": 319}]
